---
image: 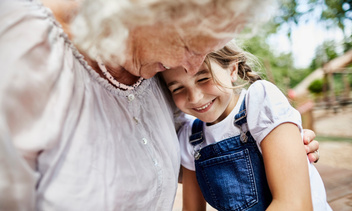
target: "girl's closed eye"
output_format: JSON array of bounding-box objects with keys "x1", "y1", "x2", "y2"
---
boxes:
[
  {"x1": 195, "y1": 69, "x2": 212, "y2": 83},
  {"x1": 197, "y1": 77, "x2": 210, "y2": 83},
  {"x1": 170, "y1": 86, "x2": 184, "y2": 94}
]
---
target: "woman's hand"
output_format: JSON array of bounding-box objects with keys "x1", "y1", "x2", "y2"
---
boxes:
[{"x1": 303, "y1": 129, "x2": 320, "y2": 163}]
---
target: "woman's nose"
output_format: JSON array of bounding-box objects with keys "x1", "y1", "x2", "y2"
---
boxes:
[{"x1": 182, "y1": 52, "x2": 206, "y2": 76}]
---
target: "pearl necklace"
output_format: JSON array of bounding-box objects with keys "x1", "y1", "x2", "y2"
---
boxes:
[{"x1": 96, "y1": 57, "x2": 144, "y2": 90}]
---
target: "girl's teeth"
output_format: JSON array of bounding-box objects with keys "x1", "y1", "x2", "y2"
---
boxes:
[
  {"x1": 195, "y1": 102, "x2": 211, "y2": 110},
  {"x1": 162, "y1": 64, "x2": 170, "y2": 69}
]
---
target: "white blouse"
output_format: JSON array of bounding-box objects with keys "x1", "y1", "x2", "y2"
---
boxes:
[{"x1": 0, "y1": 0, "x2": 181, "y2": 210}]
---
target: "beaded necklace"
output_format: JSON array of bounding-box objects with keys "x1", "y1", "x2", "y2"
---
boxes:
[{"x1": 96, "y1": 57, "x2": 144, "y2": 90}]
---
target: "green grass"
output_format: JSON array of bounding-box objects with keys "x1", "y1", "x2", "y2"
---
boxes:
[{"x1": 316, "y1": 135, "x2": 352, "y2": 143}]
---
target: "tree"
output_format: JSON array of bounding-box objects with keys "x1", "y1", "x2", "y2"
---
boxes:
[
  {"x1": 239, "y1": 0, "x2": 351, "y2": 92},
  {"x1": 308, "y1": 78, "x2": 324, "y2": 94},
  {"x1": 310, "y1": 40, "x2": 340, "y2": 70},
  {"x1": 240, "y1": 34, "x2": 298, "y2": 92},
  {"x1": 315, "y1": 0, "x2": 352, "y2": 32},
  {"x1": 273, "y1": 0, "x2": 352, "y2": 35}
]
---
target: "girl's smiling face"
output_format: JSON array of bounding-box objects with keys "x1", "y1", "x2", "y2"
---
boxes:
[{"x1": 161, "y1": 60, "x2": 239, "y2": 125}]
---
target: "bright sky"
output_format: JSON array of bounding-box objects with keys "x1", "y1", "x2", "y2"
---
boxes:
[
  {"x1": 267, "y1": 21, "x2": 346, "y2": 68},
  {"x1": 265, "y1": 0, "x2": 352, "y2": 69}
]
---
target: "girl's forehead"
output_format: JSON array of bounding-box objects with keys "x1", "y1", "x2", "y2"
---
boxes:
[{"x1": 163, "y1": 63, "x2": 210, "y2": 81}]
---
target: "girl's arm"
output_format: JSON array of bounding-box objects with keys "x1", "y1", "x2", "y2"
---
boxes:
[
  {"x1": 261, "y1": 123, "x2": 313, "y2": 211},
  {"x1": 182, "y1": 166, "x2": 206, "y2": 211}
]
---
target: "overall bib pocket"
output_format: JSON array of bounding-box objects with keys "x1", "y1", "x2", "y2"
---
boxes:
[{"x1": 195, "y1": 148, "x2": 258, "y2": 211}]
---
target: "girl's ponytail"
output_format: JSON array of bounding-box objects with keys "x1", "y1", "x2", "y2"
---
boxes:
[
  {"x1": 237, "y1": 58, "x2": 261, "y2": 83},
  {"x1": 205, "y1": 44, "x2": 262, "y2": 88}
]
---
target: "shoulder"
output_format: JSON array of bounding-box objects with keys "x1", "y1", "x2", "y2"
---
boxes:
[
  {"x1": 177, "y1": 117, "x2": 195, "y2": 143},
  {"x1": 0, "y1": 0, "x2": 73, "y2": 73},
  {"x1": 0, "y1": 0, "x2": 83, "y2": 90},
  {"x1": 0, "y1": 0, "x2": 56, "y2": 36},
  {"x1": 246, "y1": 80, "x2": 289, "y2": 109},
  {"x1": 0, "y1": 0, "x2": 71, "y2": 56},
  {"x1": 246, "y1": 80, "x2": 302, "y2": 143},
  {"x1": 248, "y1": 80, "x2": 278, "y2": 90},
  {"x1": 246, "y1": 80, "x2": 293, "y2": 113},
  {"x1": 247, "y1": 80, "x2": 284, "y2": 99}
]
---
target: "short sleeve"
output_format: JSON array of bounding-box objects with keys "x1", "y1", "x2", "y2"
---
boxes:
[
  {"x1": 178, "y1": 119, "x2": 197, "y2": 171},
  {"x1": 246, "y1": 80, "x2": 303, "y2": 146}
]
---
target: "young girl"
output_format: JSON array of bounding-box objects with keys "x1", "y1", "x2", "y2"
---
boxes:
[{"x1": 161, "y1": 43, "x2": 331, "y2": 211}]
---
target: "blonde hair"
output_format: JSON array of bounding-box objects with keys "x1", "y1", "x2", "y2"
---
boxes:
[
  {"x1": 205, "y1": 41, "x2": 262, "y2": 89},
  {"x1": 71, "y1": 0, "x2": 277, "y2": 64}
]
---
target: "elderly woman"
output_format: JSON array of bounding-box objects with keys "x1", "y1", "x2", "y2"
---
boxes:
[{"x1": 0, "y1": 0, "x2": 319, "y2": 210}]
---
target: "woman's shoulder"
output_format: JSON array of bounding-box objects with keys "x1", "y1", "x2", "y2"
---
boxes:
[
  {"x1": 0, "y1": 0, "x2": 91, "y2": 86},
  {"x1": 0, "y1": 0, "x2": 75, "y2": 66},
  {"x1": 0, "y1": 0, "x2": 91, "y2": 133},
  {"x1": 1, "y1": 0, "x2": 59, "y2": 34}
]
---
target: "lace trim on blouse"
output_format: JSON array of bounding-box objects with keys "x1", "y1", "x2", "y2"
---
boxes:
[{"x1": 35, "y1": 0, "x2": 151, "y2": 97}]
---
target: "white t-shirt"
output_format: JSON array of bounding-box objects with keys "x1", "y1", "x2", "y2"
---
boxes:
[
  {"x1": 179, "y1": 80, "x2": 331, "y2": 211},
  {"x1": 0, "y1": 0, "x2": 182, "y2": 210}
]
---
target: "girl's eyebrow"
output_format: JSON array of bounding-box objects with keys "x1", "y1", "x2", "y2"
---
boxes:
[
  {"x1": 167, "y1": 69, "x2": 209, "y2": 87},
  {"x1": 195, "y1": 69, "x2": 209, "y2": 77},
  {"x1": 167, "y1": 81, "x2": 179, "y2": 88}
]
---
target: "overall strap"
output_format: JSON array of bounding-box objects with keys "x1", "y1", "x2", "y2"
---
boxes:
[
  {"x1": 189, "y1": 119, "x2": 204, "y2": 160},
  {"x1": 189, "y1": 119, "x2": 204, "y2": 146},
  {"x1": 234, "y1": 97, "x2": 249, "y2": 143},
  {"x1": 234, "y1": 97, "x2": 247, "y2": 125}
]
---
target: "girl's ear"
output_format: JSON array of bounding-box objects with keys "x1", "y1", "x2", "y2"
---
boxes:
[{"x1": 230, "y1": 63, "x2": 238, "y2": 83}]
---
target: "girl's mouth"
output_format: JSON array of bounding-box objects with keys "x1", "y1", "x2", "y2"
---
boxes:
[{"x1": 193, "y1": 99, "x2": 215, "y2": 112}]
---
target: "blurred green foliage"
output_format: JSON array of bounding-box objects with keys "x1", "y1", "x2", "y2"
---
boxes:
[
  {"x1": 240, "y1": 0, "x2": 352, "y2": 94},
  {"x1": 308, "y1": 79, "x2": 324, "y2": 94}
]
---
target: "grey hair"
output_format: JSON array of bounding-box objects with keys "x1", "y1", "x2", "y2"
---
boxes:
[{"x1": 71, "y1": 0, "x2": 277, "y2": 64}]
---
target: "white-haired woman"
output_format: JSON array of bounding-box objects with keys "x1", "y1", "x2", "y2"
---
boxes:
[{"x1": 0, "y1": 0, "x2": 320, "y2": 210}]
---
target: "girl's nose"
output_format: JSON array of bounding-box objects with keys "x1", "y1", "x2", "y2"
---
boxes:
[{"x1": 188, "y1": 87, "x2": 203, "y2": 104}]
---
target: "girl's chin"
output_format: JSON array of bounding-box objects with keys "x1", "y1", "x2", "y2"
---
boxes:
[{"x1": 196, "y1": 116, "x2": 218, "y2": 125}]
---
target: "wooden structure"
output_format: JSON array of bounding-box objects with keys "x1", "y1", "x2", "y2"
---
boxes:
[{"x1": 291, "y1": 50, "x2": 352, "y2": 129}]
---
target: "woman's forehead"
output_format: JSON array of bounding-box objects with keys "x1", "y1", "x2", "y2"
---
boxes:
[
  {"x1": 184, "y1": 34, "x2": 232, "y2": 55},
  {"x1": 176, "y1": 21, "x2": 236, "y2": 54}
]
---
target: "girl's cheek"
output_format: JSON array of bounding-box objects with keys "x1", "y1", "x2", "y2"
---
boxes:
[{"x1": 173, "y1": 95, "x2": 186, "y2": 110}]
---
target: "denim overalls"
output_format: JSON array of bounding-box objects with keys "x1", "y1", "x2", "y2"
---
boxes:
[{"x1": 189, "y1": 98, "x2": 272, "y2": 211}]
